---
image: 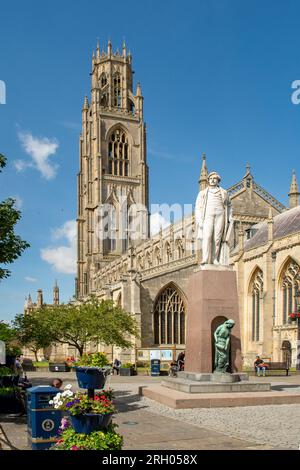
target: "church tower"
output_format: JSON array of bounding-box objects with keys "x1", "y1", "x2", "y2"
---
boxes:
[{"x1": 77, "y1": 41, "x2": 149, "y2": 298}]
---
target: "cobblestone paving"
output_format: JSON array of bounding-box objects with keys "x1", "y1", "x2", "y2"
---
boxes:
[{"x1": 110, "y1": 381, "x2": 300, "y2": 450}]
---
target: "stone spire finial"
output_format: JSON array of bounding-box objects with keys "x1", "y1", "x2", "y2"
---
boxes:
[
  {"x1": 53, "y1": 280, "x2": 59, "y2": 306},
  {"x1": 289, "y1": 170, "x2": 300, "y2": 209},
  {"x1": 108, "y1": 39, "x2": 112, "y2": 56},
  {"x1": 37, "y1": 289, "x2": 43, "y2": 308},
  {"x1": 136, "y1": 81, "x2": 142, "y2": 96},
  {"x1": 268, "y1": 207, "x2": 274, "y2": 241},
  {"x1": 96, "y1": 39, "x2": 100, "y2": 59},
  {"x1": 83, "y1": 95, "x2": 89, "y2": 110},
  {"x1": 122, "y1": 39, "x2": 126, "y2": 57},
  {"x1": 199, "y1": 153, "x2": 208, "y2": 191}
]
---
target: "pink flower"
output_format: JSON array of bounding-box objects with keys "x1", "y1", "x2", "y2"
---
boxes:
[{"x1": 71, "y1": 445, "x2": 80, "y2": 450}]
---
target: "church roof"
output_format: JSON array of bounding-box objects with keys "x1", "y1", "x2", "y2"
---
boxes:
[
  {"x1": 244, "y1": 205, "x2": 300, "y2": 251},
  {"x1": 227, "y1": 166, "x2": 286, "y2": 213}
]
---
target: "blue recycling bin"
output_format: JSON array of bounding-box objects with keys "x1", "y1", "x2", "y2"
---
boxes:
[
  {"x1": 27, "y1": 385, "x2": 62, "y2": 450},
  {"x1": 150, "y1": 359, "x2": 161, "y2": 376}
]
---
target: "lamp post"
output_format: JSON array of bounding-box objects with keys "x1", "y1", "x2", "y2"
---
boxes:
[{"x1": 294, "y1": 291, "x2": 300, "y2": 372}]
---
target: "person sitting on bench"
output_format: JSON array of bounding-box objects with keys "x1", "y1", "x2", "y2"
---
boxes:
[{"x1": 254, "y1": 356, "x2": 266, "y2": 377}]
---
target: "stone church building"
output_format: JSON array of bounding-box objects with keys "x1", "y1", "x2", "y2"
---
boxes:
[{"x1": 26, "y1": 42, "x2": 300, "y2": 368}]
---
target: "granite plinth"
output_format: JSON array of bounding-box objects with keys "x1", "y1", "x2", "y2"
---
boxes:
[
  {"x1": 177, "y1": 371, "x2": 249, "y2": 383},
  {"x1": 185, "y1": 269, "x2": 242, "y2": 373},
  {"x1": 140, "y1": 385, "x2": 300, "y2": 409},
  {"x1": 161, "y1": 378, "x2": 270, "y2": 394}
]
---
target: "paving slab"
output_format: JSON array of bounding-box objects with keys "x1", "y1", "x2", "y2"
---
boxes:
[{"x1": 0, "y1": 371, "x2": 299, "y2": 450}]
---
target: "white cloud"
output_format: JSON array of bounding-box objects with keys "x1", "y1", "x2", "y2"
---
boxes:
[
  {"x1": 150, "y1": 212, "x2": 170, "y2": 236},
  {"x1": 41, "y1": 220, "x2": 77, "y2": 274},
  {"x1": 25, "y1": 276, "x2": 37, "y2": 282},
  {"x1": 12, "y1": 195, "x2": 23, "y2": 209},
  {"x1": 14, "y1": 160, "x2": 33, "y2": 172},
  {"x1": 16, "y1": 130, "x2": 59, "y2": 180}
]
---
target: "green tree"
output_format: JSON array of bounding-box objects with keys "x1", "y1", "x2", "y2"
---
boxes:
[
  {"x1": 13, "y1": 312, "x2": 52, "y2": 361},
  {"x1": 0, "y1": 321, "x2": 22, "y2": 356},
  {"x1": 14, "y1": 297, "x2": 139, "y2": 357},
  {"x1": 0, "y1": 154, "x2": 30, "y2": 280}
]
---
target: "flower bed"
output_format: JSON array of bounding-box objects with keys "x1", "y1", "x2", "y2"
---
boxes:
[
  {"x1": 49, "y1": 388, "x2": 122, "y2": 450},
  {"x1": 50, "y1": 385, "x2": 114, "y2": 415},
  {"x1": 51, "y1": 422, "x2": 123, "y2": 450}
]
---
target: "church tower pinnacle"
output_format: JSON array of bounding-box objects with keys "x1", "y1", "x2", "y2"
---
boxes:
[
  {"x1": 289, "y1": 170, "x2": 300, "y2": 209},
  {"x1": 199, "y1": 153, "x2": 208, "y2": 191}
]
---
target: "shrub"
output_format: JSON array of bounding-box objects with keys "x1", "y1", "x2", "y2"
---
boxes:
[
  {"x1": 0, "y1": 386, "x2": 14, "y2": 397},
  {"x1": 121, "y1": 362, "x2": 135, "y2": 368},
  {"x1": 76, "y1": 352, "x2": 109, "y2": 368},
  {"x1": 0, "y1": 366, "x2": 13, "y2": 376}
]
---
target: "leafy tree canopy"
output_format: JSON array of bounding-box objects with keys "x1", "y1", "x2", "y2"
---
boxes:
[
  {"x1": 0, "y1": 321, "x2": 22, "y2": 356},
  {"x1": 13, "y1": 297, "x2": 139, "y2": 357},
  {"x1": 0, "y1": 154, "x2": 30, "y2": 280}
]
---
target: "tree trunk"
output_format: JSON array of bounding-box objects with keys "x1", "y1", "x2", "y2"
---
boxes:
[{"x1": 78, "y1": 345, "x2": 84, "y2": 357}]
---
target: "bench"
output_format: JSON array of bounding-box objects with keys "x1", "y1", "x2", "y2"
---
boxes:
[{"x1": 255, "y1": 362, "x2": 289, "y2": 376}]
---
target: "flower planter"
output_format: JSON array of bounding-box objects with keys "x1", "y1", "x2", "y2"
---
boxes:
[
  {"x1": 70, "y1": 413, "x2": 113, "y2": 435},
  {"x1": 119, "y1": 367, "x2": 135, "y2": 377},
  {"x1": 75, "y1": 366, "x2": 106, "y2": 389}
]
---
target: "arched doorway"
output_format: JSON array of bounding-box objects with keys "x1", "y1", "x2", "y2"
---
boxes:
[
  {"x1": 153, "y1": 284, "x2": 186, "y2": 345},
  {"x1": 281, "y1": 340, "x2": 292, "y2": 366}
]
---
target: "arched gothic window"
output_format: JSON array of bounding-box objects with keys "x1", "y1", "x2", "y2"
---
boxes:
[
  {"x1": 154, "y1": 285, "x2": 186, "y2": 345},
  {"x1": 164, "y1": 242, "x2": 171, "y2": 263},
  {"x1": 101, "y1": 73, "x2": 107, "y2": 87},
  {"x1": 176, "y1": 239, "x2": 184, "y2": 259},
  {"x1": 108, "y1": 129, "x2": 129, "y2": 176},
  {"x1": 113, "y1": 73, "x2": 121, "y2": 108},
  {"x1": 122, "y1": 204, "x2": 135, "y2": 252},
  {"x1": 154, "y1": 247, "x2": 161, "y2": 266},
  {"x1": 103, "y1": 205, "x2": 116, "y2": 252},
  {"x1": 100, "y1": 73, "x2": 109, "y2": 107},
  {"x1": 249, "y1": 268, "x2": 263, "y2": 342},
  {"x1": 281, "y1": 259, "x2": 300, "y2": 324}
]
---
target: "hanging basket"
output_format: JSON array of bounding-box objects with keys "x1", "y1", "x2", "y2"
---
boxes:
[
  {"x1": 70, "y1": 413, "x2": 113, "y2": 435},
  {"x1": 75, "y1": 367, "x2": 106, "y2": 390}
]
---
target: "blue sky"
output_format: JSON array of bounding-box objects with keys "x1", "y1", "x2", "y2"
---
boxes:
[{"x1": 1, "y1": 0, "x2": 300, "y2": 321}]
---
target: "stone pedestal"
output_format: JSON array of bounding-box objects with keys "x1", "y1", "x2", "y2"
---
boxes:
[{"x1": 184, "y1": 267, "x2": 243, "y2": 373}]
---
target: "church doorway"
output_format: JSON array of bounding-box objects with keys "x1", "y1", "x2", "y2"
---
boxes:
[{"x1": 281, "y1": 340, "x2": 292, "y2": 367}]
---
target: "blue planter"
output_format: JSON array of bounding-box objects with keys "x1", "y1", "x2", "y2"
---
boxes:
[
  {"x1": 70, "y1": 413, "x2": 113, "y2": 434},
  {"x1": 75, "y1": 367, "x2": 106, "y2": 389}
]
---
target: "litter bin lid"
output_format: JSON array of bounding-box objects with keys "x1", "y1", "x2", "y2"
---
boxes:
[{"x1": 27, "y1": 385, "x2": 58, "y2": 394}]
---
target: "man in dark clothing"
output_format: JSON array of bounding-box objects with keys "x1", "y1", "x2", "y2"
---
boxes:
[
  {"x1": 177, "y1": 351, "x2": 185, "y2": 371},
  {"x1": 113, "y1": 358, "x2": 121, "y2": 375},
  {"x1": 254, "y1": 356, "x2": 266, "y2": 377}
]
